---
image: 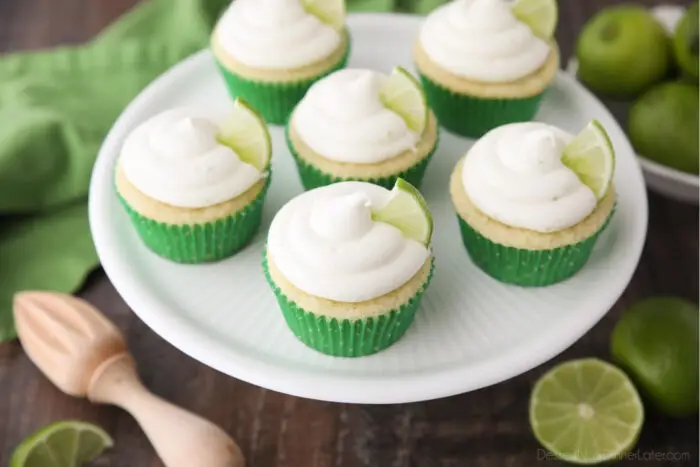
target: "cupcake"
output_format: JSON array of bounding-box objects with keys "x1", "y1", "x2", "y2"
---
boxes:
[
  {"x1": 286, "y1": 67, "x2": 439, "y2": 190},
  {"x1": 211, "y1": 0, "x2": 350, "y2": 125},
  {"x1": 450, "y1": 121, "x2": 616, "y2": 286},
  {"x1": 116, "y1": 100, "x2": 272, "y2": 264},
  {"x1": 414, "y1": 0, "x2": 560, "y2": 138},
  {"x1": 264, "y1": 179, "x2": 435, "y2": 357}
]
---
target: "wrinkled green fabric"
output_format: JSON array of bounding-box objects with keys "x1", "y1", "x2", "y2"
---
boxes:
[{"x1": 0, "y1": 0, "x2": 446, "y2": 341}]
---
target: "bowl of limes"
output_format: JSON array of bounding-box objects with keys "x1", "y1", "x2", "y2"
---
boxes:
[{"x1": 567, "y1": 3, "x2": 699, "y2": 204}]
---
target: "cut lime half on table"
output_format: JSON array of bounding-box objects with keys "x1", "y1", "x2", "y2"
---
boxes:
[
  {"x1": 302, "y1": 0, "x2": 345, "y2": 31},
  {"x1": 11, "y1": 421, "x2": 113, "y2": 467},
  {"x1": 530, "y1": 358, "x2": 644, "y2": 465},
  {"x1": 512, "y1": 0, "x2": 558, "y2": 39},
  {"x1": 563, "y1": 120, "x2": 615, "y2": 200},
  {"x1": 372, "y1": 178, "x2": 433, "y2": 245},
  {"x1": 218, "y1": 98, "x2": 271, "y2": 172},
  {"x1": 379, "y1": 66, "x2": 428, "y2": 135}
]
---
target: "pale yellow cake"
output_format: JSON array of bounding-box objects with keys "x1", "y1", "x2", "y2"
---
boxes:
[
  {"x1": 288, "y1": 112, "x2": 439, "y2": 179},
  {"x1": 211, "y1": 28, "x2": 350, "y2": 83},
  {"x1": 413, "y1": 41, "x2": 560, "y2": 99},
  {"x1": 450, "y1": 158, "x2": 616, "y2": 250},
  {"x1": 266, "y1": 249, "x2": 433, "y2": 320},
  {"x1": 115, "y1": 164, "x2": 268, "y2": 225}
]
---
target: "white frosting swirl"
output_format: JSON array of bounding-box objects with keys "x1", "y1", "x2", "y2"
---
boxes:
[
  {"x1": 120, "y1": 107, "x2": 263, "y2": 208},
  {"x1": 268, "y1": 182, "x2": 430, "y2": 302},
  {"x1": 215, "y1": 0, "x2": 342, "y2": 69},
  {"x1": 292, "y1": 69, "x2": 420, "y2": 163},
  {"x1": 419, "y1": 0, "x2": 551, "y2": 82},
  {"x1": 462, "y1": 122, "x2": 597, "y2": 233}
]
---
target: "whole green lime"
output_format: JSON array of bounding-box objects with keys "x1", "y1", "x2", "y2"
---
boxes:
[
  {"x1": 627, "y1": 82, "x2": 699, "y2": 175},
  {"x1": 576, "y1": 6, "x2": 672, "y2": 99},
  {"x1": 611, "y1": 297, "x2": 699, "y2": 417},
  {"x1": 673, "y1": 3, "x2": 699, "y2": 80}
]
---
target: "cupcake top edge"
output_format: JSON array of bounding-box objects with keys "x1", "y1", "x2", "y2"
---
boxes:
[
  {"x1": 419, "y1": 0, "x2": 552, "y2": 83},
  {"x1": 119, "y1": 107, "x2": 265, "y2": 209},
  {"x1": 462, "y1": 122, "x2": 598, "y2": 233},
  {"x1": 267, "y1": 181, "x2": 431, "y2": 303},
  {"x1": 290, "y1": 68, "x2": 423, "y2": 164},
  {"x1": 214, "y1": 0, "x2": 343, "y2": 70}
]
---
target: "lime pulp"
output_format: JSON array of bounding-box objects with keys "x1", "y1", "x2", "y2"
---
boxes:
[
  {"x1": 11, "y1": 421, "x2": 114, "y2": 467},
  {"x1": 530, "y1": 358, "x2": 644, "y2": 464},
  {"x1": 371, "y1": 178, "x2": 433, "y2": 245}
]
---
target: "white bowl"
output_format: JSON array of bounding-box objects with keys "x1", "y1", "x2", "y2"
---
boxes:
[{"x1": 565, "y1": 3, "x2": 699, "y2": 205}]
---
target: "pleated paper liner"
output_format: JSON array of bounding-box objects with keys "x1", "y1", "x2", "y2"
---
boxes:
[
  {"x1": 456, "y1": 209, "x2": 615, "y2": 287},
  {"x1": 418, "y1": 73, "x2": 544, "y2": 139},
  {"x1": 118, "y1": 176, "x2": 271, "y2": 264},
  {"x1": 285, "y1": 125, "x2": 438, "y2": 190},
  {"x1": 263, "y1": 253, "x2": 435, "y2": 357},
  {"x1": 214, "y1": 42, "x2": 351, "y2": 125}
]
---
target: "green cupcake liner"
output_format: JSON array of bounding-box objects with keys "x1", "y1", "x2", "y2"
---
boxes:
[
  {"x1": 456, "y1": 208, "x2": 615, "y2": 287},
  {"x1": 214, "y1": 38, "x2": 351, "y2": 125},
  {"x1": 418, "y1": 72, "x2": 544, "y2": 138},
  {"x1": 118, "y1": 176, "x2": 271, "y2": 264},
  {"x1": 285, "y1": 124, "x2": 438, "y2": 190},
  {"x1": 263, "y1": 252, "x2": 435, "y2": 357}
]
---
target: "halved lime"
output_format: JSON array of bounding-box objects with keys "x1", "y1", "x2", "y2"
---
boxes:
[
  {"x1": 11, "y1": 421, "x2": 114, "y2": 467},
  {"x1": 218, "y1": 98, "x2": 271, "y2": 172},
  {"x1": 562, "y1": 120, "x2": 615, "y2": 199},
  {"x1": 371, "y1": 178, "x2": 433, "y2": 245},
  {"x1": 302, "y1": 0, "x2": 345, "y2": 31},
  {"x1": 512, "y1": 0, "x2": 558, "y2": 39},
  {"x1": 530, "y1": 358, "x2": 644, "y2": 465},
  {"x1": 379, "y1": 66, "x2": 428, "y2": 135}
]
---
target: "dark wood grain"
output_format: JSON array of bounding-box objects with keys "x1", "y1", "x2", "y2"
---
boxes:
[{"x1": 0, "y1": 1, "x2": 698, "y2": 466}]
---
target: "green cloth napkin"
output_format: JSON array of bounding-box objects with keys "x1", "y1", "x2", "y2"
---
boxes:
[{"x1": 0, "y1": 0, "x2": 446, "y2": 341}]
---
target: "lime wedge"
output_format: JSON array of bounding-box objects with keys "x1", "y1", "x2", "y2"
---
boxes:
[
  {"x1": 302, "y1": 0, "x2": 345, "y2": 31},
  {"x1": 530, "y1": 359, "x2": 644, "y2": 465},
  {"x1": 218, "y1": 98, "x2": 271, "y2": 172},
  {"x1": 379, "y1": 66, "x2": 428, "y2": 135},
  {"x1": 11, "y1": 421, "x2": 114, "y2": 467},
  {"x1": 562, "y1": 120, "x2": 615, "y2": 200},
  {"x1": 512, "y1": 0, "x2": 558, "y2": 40},
  {"x1": 371, "y1": 178, "x2": 433, "y2": 245}
]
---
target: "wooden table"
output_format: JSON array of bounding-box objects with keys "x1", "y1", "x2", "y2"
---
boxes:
[{"x1": 0, "y1": 1, "x2": 698, "y2": 465}]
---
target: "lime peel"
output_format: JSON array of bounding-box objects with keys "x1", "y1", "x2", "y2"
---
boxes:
[
  {"x1": 371, "y1": 178, "x2": 433, "y2": 245},
  {"x1": 379, "y1": 66, "x2": 428, "y2": 135},
  {"x1": 218, "y1": 98, "x2": 271, "y2": 172},
  {"x1": 562, "y1": 120, "x2": 615, "y2": 200}
]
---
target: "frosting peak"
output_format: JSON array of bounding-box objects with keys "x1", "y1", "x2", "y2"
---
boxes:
[
  {"x1": 120, "y1": 108, "x2": 263, "y2": 209},
  {"x1": 150, "y1": 117, "x2": 218, "y2": 158},
  {"x1": 268, "y1": 182, "x2": 430, "y2": 302},
  {"x1": 310, "y1": 193, "x2": 373, "y2": 241},
  {"x1": 292, "y1": 69, "x2": 421, "y2": 164},
  {"x1": 462, "y1": 122, "x2": 597, "y2": 233},
  {"x1": 215, "y1": 0, "x2": 342, "y2": 70},
  {"x1": 419, "y1": 0, "x2": 551, "y2": 82}
]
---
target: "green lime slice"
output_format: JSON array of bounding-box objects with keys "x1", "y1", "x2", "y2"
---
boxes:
[
  {"x1": 530, "y1": 358, "x2": 644, "y2": 465},
  {"x1": 512, "y1": 0, "x2": 558, "y2": 39},
  {"x1": 218, "y1": 98, "x2": 271, "y2": 172},
  {"x1": 379, "y1": 66, "x2": 428, "y2": 135},
  {"x1": 371, "y1": 178, "x2": 433, "y2": 245},
  {"x1": 301, "y1": 0, "x2": 345, "y2": 31},
  {"x1": 11, "y1": 421, "x2": 114, "y2": 467},
  {"x1": 562, "y1": 120, "x2": 615, "y2": 200}
]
